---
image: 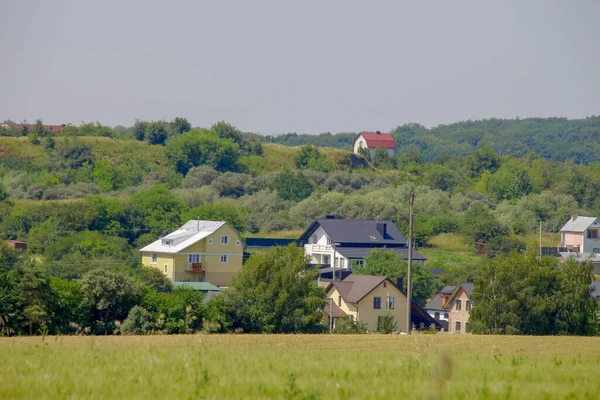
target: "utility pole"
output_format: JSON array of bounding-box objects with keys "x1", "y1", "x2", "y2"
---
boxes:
[
  {"x1": 329, "y1": 297, "x2": 334, "y2": 333},
  {"x1": 406, "y1": 190, "x2": 414, "y2": 334},
  {"x1": 539, "y1": 220, "x2": 542, "y2": 261}
]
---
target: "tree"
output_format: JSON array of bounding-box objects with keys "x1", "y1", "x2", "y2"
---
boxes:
[
  {"x1": 352, "y1": 248, "x2": 436, "y2": 307},
  {"x1": 269, "y1": 170, "x2": 314, "y2": 202},
  {"x1": 377, "y1": 312, "x2": 398, "y2": 334},
  {"x1": 138, "y1": 266, "x2": 172, "y2": 293},
  {"x1": 80, "y1": 268, "x2": 139, "y2": 334},
  {"x1": 462, "y1": 204, "x2": 507, "y2": 244},
  {"x1": 372, "y1": 145, "x2": 394, "y2": 169},
  {"x1": 294, "y1": 145, "x2": 335, "y2": 172},
  {"x1": 185, "y1": 204, "x2": 247, "y2": 233},
  {"x1": 132, "y1": 120, "x2": 148, "y2": 141},
  {"x1": 172, "y1": 117, "x2": 192, "y2": 135},
  {"x1": 145, "y1": 121, "x2": 168, "y2": 145},
  {"x1": 129, "y1": 185, "x2": 188, "y2": 236},
  {"x1": 357, "y1": 145, "x2": 371, "y2": 162},
  {"x1": 120, "y1": 306, "x2": 154, "y2": 335},
  {"x1": 165, "y1": 129, "x2": 240, "y2": 174},
  {"x1": 47, "y1": 278, "x2": 87, "y2": 334},
  {"x1": 226, "y1": 244, "x2": 326, "y2": 333},
  {"x1": 211, "y1": 121, "x2": 243, "y2": 145}
]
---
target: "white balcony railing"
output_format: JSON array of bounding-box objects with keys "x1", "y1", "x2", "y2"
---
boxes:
[{"x1": 305, "y1": 244, "x2": 332, "y2": 253}]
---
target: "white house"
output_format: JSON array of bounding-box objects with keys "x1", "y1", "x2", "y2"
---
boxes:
[
  {"x1": 559, "y1": 216, "x2": 600, "y2": 253},
  {"x1": 299, "y1": 217, "x2": 426, "y2": 280},
  {"x1": 353, "y1": 131, "x2": 396, "y2": 159},
  {"x1": 424, "y1": 285, "x2": 455, "y2": 331}
]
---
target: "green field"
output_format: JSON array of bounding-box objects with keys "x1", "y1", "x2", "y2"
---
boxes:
[{"x1": 1, "y1": 335, "x2": 599, "y2": 399}]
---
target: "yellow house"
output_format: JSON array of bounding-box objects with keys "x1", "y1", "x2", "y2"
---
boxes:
[
  {"x1": 139, "y1": 220, "x2": 243, "y2": 286},
  {"x1": 324, "y1": 274, "x2": 441, "y2": 332}
]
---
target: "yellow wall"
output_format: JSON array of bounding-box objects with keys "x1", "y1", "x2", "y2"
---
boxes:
[
  {"x1": 327, "y1": 280, "x2": 408, "y2": 332},
  {"x1": 141, "y1": 223, "x2": 244, "y2": 287}
]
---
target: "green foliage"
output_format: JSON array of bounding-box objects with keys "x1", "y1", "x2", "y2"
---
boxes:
[
  {"x1": 186, "y1": 203, "x2": 247, "y2": 232},
  {"x1": 80, "y1": 268, "x2": 140, "y2": 334},
  {"x1": 471, "y1": 253, "x2": 598, "y2": 335},
  {"x1": 357, "y1": 145, "x2": 371, "y2": 162},
  {"x1": 140, "y1": 287, "x2": 206, "y2": 333},
  {"x1": 372, "y1": 146, "x2": 394, "y2": 169},
  {"x1": 226, "y1": 244, "x2": 326, "y2": 333},
  {"x1": 353, "y1": 249, "x2": 436, "y2": 307},
  {"x1": 172, "y1": 117, "x2": 192, "y2": 135},
  {"x1": 211, "y1": 121, "x2": 243, "y2": 145},
  {"x1": 294, "y1": 145, "x2": 335, "y2": 172},
  {"x1": 53, "y1": 138, "x2": 95, "y2": 169},
  {"x1": 332, "y1": 317, "x2": 368, "y2": 334},
  {"x1": 145, "y1": 121, "x2": 169, "y2": 145},
  {"x1": 130, "y1": 185, "x2": 188, "y2": 237},
  {"x1": 462, "y1": 204, "x2": 508, "y2": 244},
  {"x1": 377, "y1": 312, "x2": 398, "y2": 334},
  {"x1": 270, "y1": 170, "x2": 314, "y2": 201},
  {"x1": 121, "y1": 306, "x2": 154, "y2": 335},
  {"x1": 47, "y1": 278, "x2": 87, "y2": 334},
  {"x1": 138, "y1": 266, "x2": 172, "y2": 293},
  {"x1": 165, "y1": 129, "x2": 240, "y2": 174}
]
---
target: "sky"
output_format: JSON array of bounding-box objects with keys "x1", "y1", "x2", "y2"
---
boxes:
[{"x1": 1, "y1": 0, "x2": 599, "y2": 134}]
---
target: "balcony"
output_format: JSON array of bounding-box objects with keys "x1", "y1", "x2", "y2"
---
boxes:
[
  {"x1": 305, "y1": 244, "x2": 332, "y2": 253},
  {"x1": 186, "y1": 262, "x2": 203, "y2": 273}
]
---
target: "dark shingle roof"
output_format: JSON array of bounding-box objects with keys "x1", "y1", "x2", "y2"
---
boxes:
[
  {"x1": 328, "y1": 274, "x2": 388, "y2": 303},
  {"x1": 335, "y1": 247, "x2": 426, "y2": 261},
  {"x1": 425, "y1": 286, "x2": 456, "y2": 311},
  {"x1": 323, "y1": 300, "x2": 347, "y2": 318},
  {"x1": 300, "y1": 219, "x2": 407, "y2": 246},
  {"x1": 461, "y1": 282, "x2": 474, "y2": 297}
]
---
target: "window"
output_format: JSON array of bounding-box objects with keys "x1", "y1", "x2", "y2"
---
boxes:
[
  {"x1": 327, "y1": 237, "x2": 332, "y2": 245},
  {"x1": 311, "y1": 234, "x2": 317, "y2": 244},
  {"x1": 434, "y1": 312, "x2": 440, "y2": 320},
  {"x1": 466, "y1": 300, "x2": 472, "y2": 311},
  {"x1": 455, "y1": 321, "x2": 461, "y2": 332},
  {"x1": 236, "y1": 240, "x2": 241, "y2": 246},
  {"x1": 163, "y1": 240, "x2": 172, "y2": 246},
  {"x1": 189, "y1": 254, "x2": 200, "y2": 263},
  {"x1": 221, "y1": 235, "x2": 229, "y2": 244},
  {"x1": 373, "y1": 297, "x2": 381, "y2": 309},
  {"x1": 594, "y1": 248, "x2": 600, "y2": 254},
  {"x1": 444, "y1": 312, "x2": 448, "y2": 319},
  {"x1": 465, "y1": 322, "x2": 470, "y2": 333},
  {"x1": 164, "y1": 264, "x2": 168, "y2": 274},
  {"x1": 220, "y1": 255, "x2": 228, "y2": 263},
  {"x1": 338, "y1": 296, "x2": 342, "y2": 307},
  {"x1": 456, "y1": 299, "x2": 462, "y2": 310},
  {"x1": 151, "y1": 253, "x2": 158, "y2": 264},
  {"x1": 353, "y1": 259, "x2": 364, "y2": 268},
  {"x1": 588, "y1": 229, "x2": 598, "y2": 239},
  {"x1": 383, "y1": 282, "x2": 387, "y2": 288},
  {"x1": 387, "y1": 297, "x2": 395, "y2": 310}
]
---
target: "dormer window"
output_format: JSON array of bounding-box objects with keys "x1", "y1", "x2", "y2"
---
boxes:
[{"x1": 163, "y1": 239, "x2": 173, "y2": 246}]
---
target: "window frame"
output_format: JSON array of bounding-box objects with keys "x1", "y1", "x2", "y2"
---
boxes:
[
  {"x1": 434, "y1": 312, "x2": 440, "y2": 320},
  {"x1": 466, "y1": 300, "x2": 472, "y2": 311},
  {"x1": 588, "y1": 229, "x2": 599, "y2": 239},
  {"x1": 456, "y1": 299, "x2": 462, "y2": 311},
  {"x1": 164, "y1": 264, "x2": 168, "y2": 274},
  {"x1": 373, "y1": 296, "x2": 381, "y2": 309},
  {"x1": 220, "y1": 254, "x2": 228, "y2": 263},
  {"x1": 387, "y1": 296, "x2": 395, "y2": 310},
  {"x1": 465, "y1": 322, "x2": 470, "y2": 333},
  {"x1": 151, "y1": 253, "x2": 158, "y2": 264},
  {"x1": 455, "y1": 321, "x2": 461, "y2": 332},
  {"x1": 221, "y1": 235, "x2": 229, "y2": 245},
  {"x1": 188, "y1": 254, "x2": 201, "y2": 264}
]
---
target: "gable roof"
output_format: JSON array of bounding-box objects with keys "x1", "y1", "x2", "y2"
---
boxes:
[
  {"x1": 326, "y1": 274, "x2": 392, "y2": 303},
  {"x1": 425, "y1": 286, "x2": 456, "y2": 311},
  {"x1": 558, "y1": 252, "x2": 600, "y2": 263},
  {"x1": 300, "y1": 219, "x2": 407, "y2": 246},
  {"x1": 560, "y1": 216, "x2": 598, "y2": 232},
  {"x1": 323, "y1": 300, "x2": 348, "y2": 318},
  {"x1": 355, "y1": 131, "x2": 396, "y2": 149},
  {"x1": 442, "y1": 282, "x2": 474, "y2": 309},
  {"x1": 139, "y1": 220, "x2": 226, "y2": 254}
]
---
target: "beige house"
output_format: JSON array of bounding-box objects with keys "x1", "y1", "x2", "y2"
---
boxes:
[
  {"x1": 443, "y1": 282, "x2": 473, "y2": 333},
  {"x1": 139, "y1": 220, "x2": 243, "y2": 286},
  {"x1": 324, "y1": 274, "x2": 440, "y2": 332}
]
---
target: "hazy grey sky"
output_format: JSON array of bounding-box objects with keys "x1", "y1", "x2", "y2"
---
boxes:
[{"x1": 1, "y1": 0, "x2": 599, "y2": 134}]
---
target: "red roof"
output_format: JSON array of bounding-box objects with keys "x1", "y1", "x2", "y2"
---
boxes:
[
  {"x1": 1, "y1": 124, "x2": 66, "y2": 133},
  {"x1": 355, "y1": 131, "x2": 396, "y2": 149}
]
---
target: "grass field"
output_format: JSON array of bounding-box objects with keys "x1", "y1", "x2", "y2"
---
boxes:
[{"x1": 1, "y1": 335, "x2": 599, "y2": 399}]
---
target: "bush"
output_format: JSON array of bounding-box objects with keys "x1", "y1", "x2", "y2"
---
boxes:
[
  {"x1": 332, "y1": 317, "x2": 368, "y2": 334},
  {"x1": 121, "y1": 306, "x2": 154, "y2": 335},
  {"x1": 182, "y1": 166, "x2": 219, "y2": 188},
  {"x1": 377, "y1": 313, "x2": 398, "y2": 334}
]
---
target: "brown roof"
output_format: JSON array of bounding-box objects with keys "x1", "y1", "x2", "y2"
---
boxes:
[
  {"x1": 326, "y1": 274, "x2": 389, "y2": 303},
  {"x1": 323, "y1": 300, "x2": 347, "y2": 318}
]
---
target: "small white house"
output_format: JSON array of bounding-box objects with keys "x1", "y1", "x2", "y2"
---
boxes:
[
  {"x1": 559, "y1": 216, "x2": 600, "y2": 253},
  {"x1": 353, "y1": 131, "x2": 397, "y2": 159}
]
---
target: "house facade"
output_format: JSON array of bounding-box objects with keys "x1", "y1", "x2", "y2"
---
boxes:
[
  {"x1": 425, "y1": 285, "x2": 455, "y2": 330},
  {"x1": 324, "y1": 274, "x2": 440, "y2": 332},
  {"x1": 353, "y1": 131, "x2": 396, "y2": 159},
  {"x1": 299, "y1": 217, "x2": 426, "y2": 280},
  {"x1": 559, "y1": 216, "x2": 600, "y2": 253},
  {"x1": 443, "y1": 282, "x2": 473, "y2": 333},
  {"x1": 139, "y1": 220, "x2": 243, "y2": 286}
]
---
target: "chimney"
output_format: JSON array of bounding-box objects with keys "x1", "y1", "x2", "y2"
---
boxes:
[
  {"x1": 325, "y1": 215, "x2": 336, "y2": 220},
  {"x1": 571, "y1": 215, "x2": 578, "y2": 222},
  {"x1": 376, "y1": 222, "x2": 387, "y2": 238},
  {"x1": 396, "y1": 277, "x2": 403, "y2": 290},
  {"x1": 376, "y1": 130, "x2": 381, "y2": 134}
]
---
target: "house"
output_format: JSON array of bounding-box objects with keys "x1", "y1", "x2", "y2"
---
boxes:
[
  {"x1": 5, "y1": 240, "x2": 27, "y2": 250},
  {"x1": 139, "y1": 220, "x2": 243, "y2": 286},
  {"x1": 425, "y1": 285, "x2": 455, "y2": 330},
  {"x1": 559, "y1": 216, "x2": 600, "y2": 253},
  {"x1": 1, "y1": 123, "x2": 66, "y2": 134},
  {"x1": 442, "y1": 282, "x2": 473, "y2": 333},
  {"x1": 591, "y1": 281, "x2": 600, "y2": 303},
  {"x1": 353, "y1": 131, "x2": 396, "y2": 159},
  {"x1": 323, "y1": 274, "x2": 441, "y2": 332},
  {"x1": 299, "y1": 217, "x2": 426, "y2": 280},
  {"x1": 171, "y1": 281, "x2": 222, "y2": 303}
]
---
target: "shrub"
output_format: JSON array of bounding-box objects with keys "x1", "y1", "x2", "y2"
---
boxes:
[
  {"x1": 377, "y1": 313, "x2": 398, "y2": 334},
  {"x1": 332, "y1": 317, "x2": 368, "y2": 334},
  {"x1": 121, "y1": 306, "x2": 154, "y2": 335}
]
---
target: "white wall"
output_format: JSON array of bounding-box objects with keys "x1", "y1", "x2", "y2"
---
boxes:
[
  {"x1": 583, "y1": 220, "x2": 600, "y2": 252},
  {"x1": 353, "y1": 136, "x2": 368, "y2": 154}
]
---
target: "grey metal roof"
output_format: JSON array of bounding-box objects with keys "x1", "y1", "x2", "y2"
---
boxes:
[
  {"x1": 335, "y1": 247, "x2": 426, "y2": 261},
  {"x1": 461, "y1": 282, "x2": 474, "y2": 297},
  {"x1": 560, "y1": 216, "x2": 598, "y2": 232},
  {"x1": 558, "y1": 252, "x2": 600, "y2": 263},
  {"x1": 300, "y1": 219, "x2": 407, "y2": 245},
  {"x1": 425, "y1": 286, "x2": 455, "y2": 311}
]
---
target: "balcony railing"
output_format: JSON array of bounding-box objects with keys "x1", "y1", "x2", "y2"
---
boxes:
[
  {"x1": 186, "y1": 262, "x2": 203, "y2": 273},
  {"x1": 305, "y1": 244, "x2": 332, "y2": 253}
]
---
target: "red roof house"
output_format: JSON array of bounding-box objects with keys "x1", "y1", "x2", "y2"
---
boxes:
[{"x1": 353, "y1": 131, "x2": 397, "y2": 159}]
